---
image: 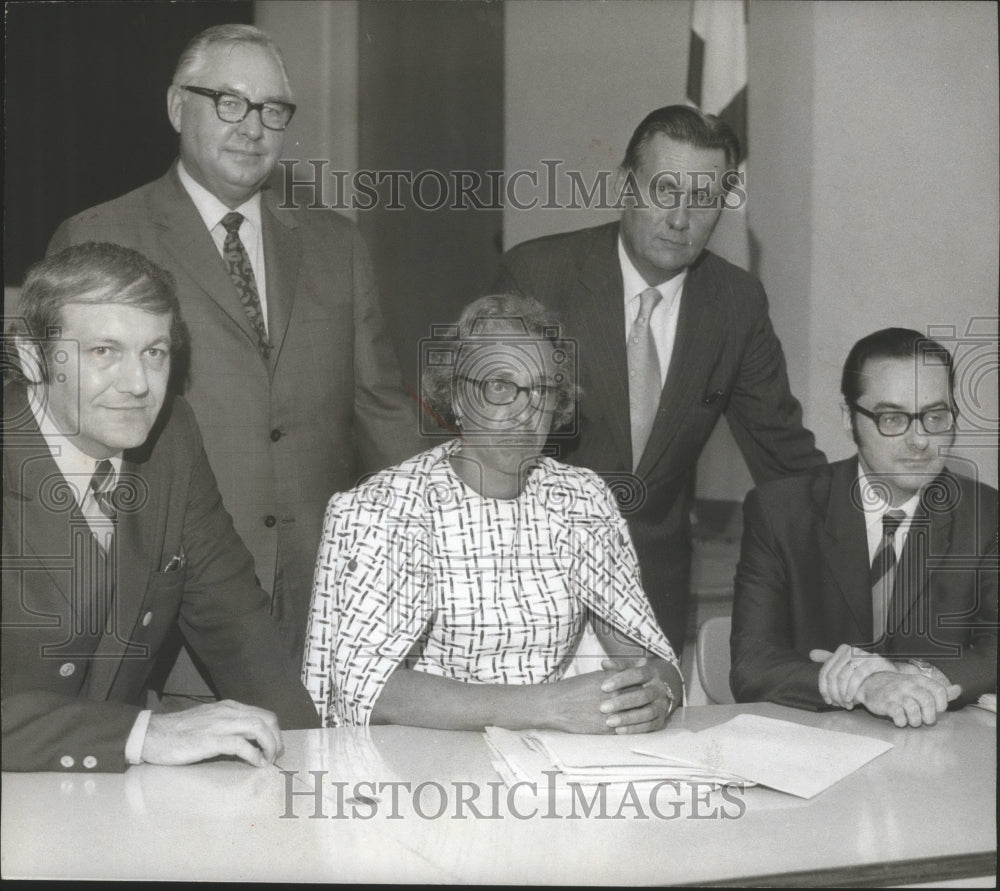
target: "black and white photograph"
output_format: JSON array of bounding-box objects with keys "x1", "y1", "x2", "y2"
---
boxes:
[{"x1": 3, "y1": 0, "x2": 997, "y2": 884}]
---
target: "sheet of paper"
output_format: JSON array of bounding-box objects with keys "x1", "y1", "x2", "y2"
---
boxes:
[{"x1": 634, "y1": 714, "x2": 893, "y2": 799}]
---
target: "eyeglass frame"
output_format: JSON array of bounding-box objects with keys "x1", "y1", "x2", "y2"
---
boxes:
[
  {"x1": 455, "y1": 373, "x2": 559, "y2": 408},
  {"x1": 849, "y1": 402, "x2": 957, "y2": 437},
  {"x1": 182, "y1": 85, "x2": 296, "y2": 131}
]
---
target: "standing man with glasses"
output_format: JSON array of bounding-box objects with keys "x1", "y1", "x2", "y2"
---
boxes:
[
  {"x1": 731, "y1": 328, "x2": 997, "y2": 727},
  {"x1": 48, "y1": 24, "x2": 421, "y2": 699}
]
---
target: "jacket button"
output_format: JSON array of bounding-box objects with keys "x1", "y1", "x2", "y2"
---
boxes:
[
  {"x1": 270, "y1": 428, "x2": 283, "y2": 442},
  {"x1": 60, "y1": 755, "x2": 75, "y2": 768},
  {"x1": 142, "y1": 611, "x2": 153, "y2": 627},
  {"x1": 83, "y1": 755, "x2": 98, "y2": 769},
  {"x1": 264, "y1": 515, "x2": 277, "y2": 528},
  {"x1": 59, "y1": 662, "x2": 76, "y2": 677}
]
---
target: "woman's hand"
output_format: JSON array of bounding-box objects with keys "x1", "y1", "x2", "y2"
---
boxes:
[{"x1": 542, "y1": 658, "x2": 678, "y2": 734}]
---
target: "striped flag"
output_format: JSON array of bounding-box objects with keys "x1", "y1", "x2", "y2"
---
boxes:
[{"x1": 687, "y1": 0, "x2": 751, "y2": 272}]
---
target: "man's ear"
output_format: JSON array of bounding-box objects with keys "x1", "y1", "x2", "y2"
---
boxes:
[
  {"x1": 13, "y1": 335, "x2": 45, "y2": 385},
  {"x1": 166, "y1": 85, "x2": 184, "y2": 135},
  {"x1": 840, "y1": 403, "x2": 854, "y2": 434}
]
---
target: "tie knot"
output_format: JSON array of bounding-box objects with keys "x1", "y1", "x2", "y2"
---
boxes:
[
  {"x1": 221, "y1": 211, "x2": 244, "y2": 234},
  {"x1": 90, "y1": 459, "x2": 116, "y2": 496},
  {"x1": 882, "y1": 509, "x2": 905, "y2": 537},
  {"x1": 638, "y1": 287, "x2": 662, "y2": 318}
]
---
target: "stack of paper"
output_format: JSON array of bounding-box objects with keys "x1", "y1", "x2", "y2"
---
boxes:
[
  {"x1": 485, "y1": 726, "x2": 748, "y2": 790},
  {"x1": 486, "y1": 714, "x2": 894, "y2": 799}
]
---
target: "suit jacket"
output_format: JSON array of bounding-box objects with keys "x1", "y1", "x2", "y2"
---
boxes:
[
  {"x1": 495, "y1": 223, "x2": 825, "y2": 646},
  {"x1": 1, "y1": 382, "x2": 319, "y2": 772},
  {"x1": 48, "y1": 166, "x2": 422, "y2": 674},
  {"x1": 730, "y1": 458, "x2": 998, "y2": 710}
]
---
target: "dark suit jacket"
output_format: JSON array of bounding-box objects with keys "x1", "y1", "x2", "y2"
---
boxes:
[
  {"x1": 48, "y1": 166, "x2": 422, "y2": 674},
  {"x1": 1, "y1": 382, "x2": 319, "y2": 772},
  {"x1": 730, "y1": 458, "x2": 998, "y2": 710},
  {"x1": 495, "y1": 223, "x2": 825, "y2": 646}
]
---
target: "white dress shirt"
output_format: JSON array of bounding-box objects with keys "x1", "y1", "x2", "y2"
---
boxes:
[
  {"x1": 618, "y1": 237, "x2": 686, "y2": 387},
  {"x1": 177, "y1": 160, "x2": 269, "y2": 333},
  {"x1": 856, "y1": 463, "x2": 920, "y2": 565}
]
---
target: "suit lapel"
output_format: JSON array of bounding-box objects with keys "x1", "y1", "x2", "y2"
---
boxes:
[
  {"x1": 260, "y1": 189, "x2": 302, "y2": 371},
  {"x1": 821, "y1": 461, "x2": 874, "y2": 637},
  {"x1": 148, "y1": 167, "x2": 258, "y2": 346},
  {"x1": 571, "y1": 228, "x2": 631, "y2": 470},
  {"x1": 637, "y1": 255, "x2": 726, "y2": 475}
]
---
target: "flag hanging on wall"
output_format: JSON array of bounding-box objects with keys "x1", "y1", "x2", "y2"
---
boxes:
[{"x1": 687, "y1": 0, "x2": 751, "y2": 272}]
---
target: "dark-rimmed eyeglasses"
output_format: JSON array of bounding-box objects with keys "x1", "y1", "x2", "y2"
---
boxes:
[
  {"x1": 456, "y1": 374, "x2": 557, "y2": 407},
  {"x1": 851, "y1": 403, "x2": 956, "y2": 437},
  {"x1": 183, "y1": 86, "x2": 296, "y2": 131}
]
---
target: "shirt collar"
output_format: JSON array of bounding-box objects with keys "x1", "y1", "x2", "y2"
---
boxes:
[
  {"x1": 28, "y1": 387, "x2": 122, "y2": 502},
  {"x1": 856, "y1": 461, "x2": 920, "y2": 531},
  {"x1": 177, "y1": 159, "x2": 262, "y2": 233},
  {"x1": 617, "y1": 236, "x2": 686, "y2": 313}
]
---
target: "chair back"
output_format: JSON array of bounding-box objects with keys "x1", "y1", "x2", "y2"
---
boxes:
[{"x1": 696, "y1": 615, "x2": 735, "y2": 704}]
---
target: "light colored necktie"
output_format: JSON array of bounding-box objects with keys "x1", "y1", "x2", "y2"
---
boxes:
[
  {"x1": 221, "y1": 211, "x2": 271, "y2": 359},
  {"x1": 871, "y1": 510, "x2": 905, "y2": 638},
  {"x1": 627, "y1": 287, "x2": 663, "y2": 471}
]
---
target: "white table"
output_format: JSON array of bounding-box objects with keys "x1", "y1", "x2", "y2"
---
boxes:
[{"x1": 3, "y1": 702, "x2": 995, "y2": 884}]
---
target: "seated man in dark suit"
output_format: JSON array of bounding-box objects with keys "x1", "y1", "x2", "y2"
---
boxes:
[
  {"x1": 2, "y1": 243, "x2": 319, "y2": 772},
  {"x1": 731, "y1": 328, "x2": 997, "y2": 727}
]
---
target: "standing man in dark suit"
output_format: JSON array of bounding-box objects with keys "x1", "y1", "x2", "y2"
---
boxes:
[
  {"x1": 49, "y1": 25, "x2": 420, "y2": 693},
  {"x1": 495, "y1": 105, "x2": 825, "y2": 650},
  {"x1": 2, "y1": 243, "x2": 319, "y2": 772},
  {"x1": 731, "y1": 328, "x2": 997, "y2": 726}
]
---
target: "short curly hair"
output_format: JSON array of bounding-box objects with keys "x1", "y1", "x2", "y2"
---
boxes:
[{"x1": 421, "y1": 293, "x2": 579, "y2": 433}]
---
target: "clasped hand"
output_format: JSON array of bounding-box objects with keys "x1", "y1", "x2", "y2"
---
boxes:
[
  {"x1": 811, "y1": 644, "x2": 960, "y2": 728},
  {"x1": 547, "y1": 657, "x2": 675, "y2": 734}
]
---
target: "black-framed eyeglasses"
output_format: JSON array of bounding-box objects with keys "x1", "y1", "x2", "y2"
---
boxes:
[
  {"x1": 456, "y1": 374, "x2": 557, "y2": 407},
  {"x1": 850, "y1": 403, "x2": 956, "y2": 437},
  {"x1": 183, "y1": 86, "x2": 296, "y2": 131}
]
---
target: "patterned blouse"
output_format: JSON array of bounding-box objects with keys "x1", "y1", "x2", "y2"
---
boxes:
[{"x1": 302, "y1": 439, "x2": 678, "y2": 726}]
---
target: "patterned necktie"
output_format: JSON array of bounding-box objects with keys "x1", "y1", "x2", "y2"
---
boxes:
[
  {"x1": 871, "y1": 509, "x2": 905, "y2": 638},
  {"x1": 90, "y1": 459, "x2": 118, "y2": 521},
  {"x1": 627, "y1": 287, "x2": 663, "y2": 471},
  {"x1": 221, "y1": 211, "x2": 271, "y2": 359}
]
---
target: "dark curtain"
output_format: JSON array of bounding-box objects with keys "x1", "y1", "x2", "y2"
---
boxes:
[
  {"x1": 358, "y1": 0, "x2": 505, "y2": 397},
  {"x1": 4, "y1": 0, "x2": 253, "y2": 285}
]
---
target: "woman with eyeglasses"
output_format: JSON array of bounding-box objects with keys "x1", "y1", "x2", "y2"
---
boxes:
[{"x1": 303, "y1": 294, "x2": 681, "y2": 732}]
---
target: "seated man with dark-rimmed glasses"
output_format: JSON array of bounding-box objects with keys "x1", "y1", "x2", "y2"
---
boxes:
[{"x1": 731, "y1": 327, "x2": 997, "y2": 727}]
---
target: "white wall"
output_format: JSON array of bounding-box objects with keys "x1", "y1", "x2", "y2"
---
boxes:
[{"x1": 808, "y1": 1, "x2": 998, "y2": 486}]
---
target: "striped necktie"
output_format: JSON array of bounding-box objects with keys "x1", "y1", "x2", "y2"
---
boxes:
[
  {"x1": 221, "y1": 211, "x2": 271, "y2": 359},
  {"x1": 627, "y1": 287, "x2": 663, "y2": 471},
  {"x1": 89, "y1": 459, "x2": 118, "y2": 521},
  {"x1": 871, "y1": 509, "x2": 905, "y2": 638}
]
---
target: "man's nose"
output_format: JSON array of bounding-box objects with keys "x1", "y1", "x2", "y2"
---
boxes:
[
  {"x1": 905, "y1": 419, "x2": 930, "y2": 449},
  {"x1": 236, "y1": 107, "x2": 264, "y2": 139},
  {"x1": 666, "y1": 198, "x2": 690, "y2": 230},
  {"x1": 115, "y1": 354, "x2": 150, "y2": 396}
]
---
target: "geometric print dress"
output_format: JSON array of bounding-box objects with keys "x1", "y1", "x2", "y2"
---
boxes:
[{"x1": 302, "y1": 439, "x2": 679, "y2": 726}]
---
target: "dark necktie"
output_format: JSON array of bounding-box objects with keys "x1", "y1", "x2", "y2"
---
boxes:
[
  {"x1": 627, "y1": 287, "x2": 663, "y2": 471},
  {"x1": 871, "y1": 510, "x2": 905, "y2": 637},
  {"x1": 221, "y1": 211, "x2": 271, "y2": 359}
]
